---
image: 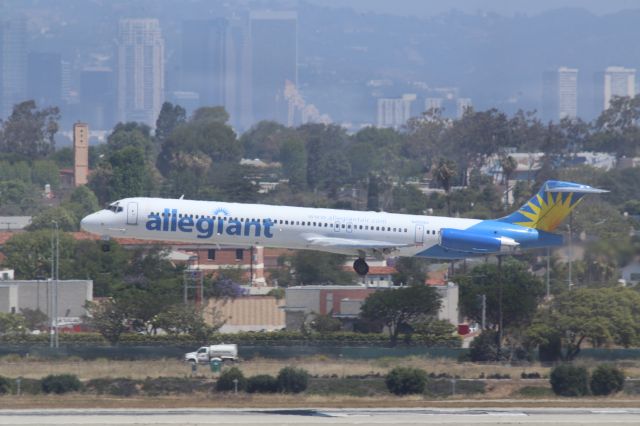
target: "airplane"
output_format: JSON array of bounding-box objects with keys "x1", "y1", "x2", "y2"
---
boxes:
[{"x1": 80, "y1": 180, "x2": 606, "y2": 276}]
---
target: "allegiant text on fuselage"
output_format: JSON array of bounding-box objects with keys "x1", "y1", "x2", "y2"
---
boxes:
[{"x1": 146, "y1": 208, "x2": 274, "y2": 239}]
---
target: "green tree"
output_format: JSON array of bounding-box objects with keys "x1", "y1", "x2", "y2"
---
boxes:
[
  {"x1": 280, "y1": 136, "x2": 307, "y2": 190},
  {"x1": 392, "y1": 257, "x2": 427, "y2": 286},
  {"x1": 72, "y1": 240, "x2": 129, "y2": 297},
  {"x1": 19, "y1": 308, "x2": 48, "y2": 330},
  {"x1": 457, "y1": 259, "x2": 544, "y2": 334},
  {"x1": 360, "y1": 285, "x2": 442, "y2": 345},
  {"x1": 31, "y1": 160, "x2": 60, "y2": 189},
  {"x1": 0, "y1": 100, "x2": 60, "y2": 158},
  {"x1": 2, "y1": 230, "x2": 75, "y2": 279},
  {"x1": 241, "y1": 120, "x2": 293, "y2": 162},
  {"x1": 347, "y1": 126, "x2": 402, "y2": 182},
  {"x1": 155, "y1": 102, "x2": 186, "y2": 146},
  {"x1": 67, "y1": 185, "x2": 100, "y2": 219},
  {"x1": 191, "y1": 106, "x2": 230, "y2": 124},
  {"x1": 0, "y1": 313, "x2": 27, "y2": 335},
  {"x1": 291, "y1": 251, "x2": 355, "y2": 285},
  {"x1": 152, "y1": 304, "x2": 224, "y2": 341},
  {"x1": 298, "y1": 123, "x2": 349, "y2": 191},
  {"x1": 28, "y1": 206, "x2": 78, "y2": 231},
  {"x1": 0, "y1": 180, "x2": 38, "y2": 214},
  {"x1": 527, "y1": 287, "x2": 640, "y2": 361},
  {"x1": 113, "y1": 248, "x2": 183, "y2": 333},
  {"x1": 106, "y1": 122, "x2": 153, "y2": 159},
  {"x1": 157, "y1": 113, "x2": 241, "y2": 178},
  {"x1": 83, "y1": 299, "x2": 128, "y2": 345}
]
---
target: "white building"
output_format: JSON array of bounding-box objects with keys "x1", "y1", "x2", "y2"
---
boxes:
[
  {"x1": 558, "y1": 67, "x2": 578, "y2": 119},
  {"x1": 117, "y1": 19, "x2": 165, "y2": 127},
  {"x1": 377, "y1": 94, "x2": 416, "y2": 129},
  {"x1": 456, "y1": 98, "x2": 473, "y2": 118},
  {"x1": 542, "y1": 67, "x2": 578, "y2": 121},
  {"x1": 604, "y1": 66, "x2": 636, "y2": 110},
  {"x1": 0, "y1": 279, "x2": 93, "y2": 318}
]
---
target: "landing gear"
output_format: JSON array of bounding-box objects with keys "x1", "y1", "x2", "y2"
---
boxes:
[
  {"x1": 101, "y1": 236, "x2": 111, "y2": 252},
  {"x1": 353, "y1": 258, "x2": 369, "y2": 276}
]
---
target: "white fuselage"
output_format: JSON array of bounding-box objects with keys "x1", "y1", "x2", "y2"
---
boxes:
[{"x1": 81, "y1": 197, "x2": 481, "y2": 258}]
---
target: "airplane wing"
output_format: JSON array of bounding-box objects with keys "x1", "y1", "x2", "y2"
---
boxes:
[{"x1": 303, "y1": 235, "x2": 410, "y2": 251}]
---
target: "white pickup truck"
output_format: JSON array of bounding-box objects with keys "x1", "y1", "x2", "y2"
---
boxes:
[{"x1": 184, "y1": 344, "x2": 238, "y2": 364}]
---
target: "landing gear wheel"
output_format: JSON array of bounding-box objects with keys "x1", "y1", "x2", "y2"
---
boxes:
[{"x1": 353, "y1": 258, "x2": 369, "y2": 276}]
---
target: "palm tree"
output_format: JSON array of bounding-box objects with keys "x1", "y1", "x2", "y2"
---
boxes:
[
  {"x1": 433, "y1": 158, "x2": 456, "y2": 216},
  {"x1": 500, "y1": 155, "x2": 518, "y2": 209}
]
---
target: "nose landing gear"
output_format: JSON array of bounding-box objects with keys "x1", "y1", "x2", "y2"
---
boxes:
[{"x1": 353, "y1": 258, "x2": 369, "y2": 276}]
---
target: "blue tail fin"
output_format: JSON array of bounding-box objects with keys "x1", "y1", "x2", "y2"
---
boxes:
[{"x1": 500, "y1": 180, "x2": 607, "y2": 232}]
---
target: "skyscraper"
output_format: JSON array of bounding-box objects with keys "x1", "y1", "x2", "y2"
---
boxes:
[
  {"x1": 0, "y1": 17, "x2": 27, "y2": 119},
  {"x1": 80, "y1": 68, "x2": 115, "y2": 130},
  {"x1": 27, "y1": 52, "x2": 62, "y2": 109},
  {"x1": 542, "y1": 67, "x2": 578, "y2": 121},
  {"x1": 249, "y1": 11, "x2": 297, "y2": 125},
  {"x1": 377, "y1": 94, "x2": 416, "y2": 129},
  {"x1": 603, "y1": 66, "x2": 636, "y2": 109},
  {"x1": 117, "y1": 19, "x2": 164, "y2": 127},
  {"x1": 181, "y1": 19, "x2": 227, "y2": 108}
]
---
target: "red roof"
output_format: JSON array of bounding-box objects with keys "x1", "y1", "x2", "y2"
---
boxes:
[{"x1": 367, "y1": 266, "x2": 397, "y2": 275}]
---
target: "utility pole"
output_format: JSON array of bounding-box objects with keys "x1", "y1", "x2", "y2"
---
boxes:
[
  {"x1": 497, "y1": 255, "x2": 503, "y2": 361},
  {"x1": 50, "y1": 221, "x2": 59, "y2": 349},
  {"x1": 481, "y1": 294, "x2": 486, "y2": 330},
  {"x1": 567, "y1": 213, "x2": 573, "y2": 290},
  {"x1": 546, "y1": 247, "x2": 550, "y2": 299}
]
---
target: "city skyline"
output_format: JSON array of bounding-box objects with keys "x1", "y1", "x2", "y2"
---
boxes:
[{"x1": 1, "y1": 2, "x2": 640, "y2": 137}]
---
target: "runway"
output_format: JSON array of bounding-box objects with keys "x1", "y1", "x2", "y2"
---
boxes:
[{"x1": 0, "y1": 408, "x2": 639, "y2": 425}]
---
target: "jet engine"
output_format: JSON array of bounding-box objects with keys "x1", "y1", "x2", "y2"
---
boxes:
[{"x1": 439, "y1": 228, "x2": 519, "y2": 254}]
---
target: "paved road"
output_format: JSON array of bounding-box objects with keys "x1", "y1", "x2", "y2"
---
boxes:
[{"x1": 1, "y1": 408, "x2": 640, "y2": 425}]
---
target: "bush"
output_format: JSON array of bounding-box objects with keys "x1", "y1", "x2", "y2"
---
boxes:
[
  {"x1": 277, "y1": 367, "x2": 309, "y2": 393},
  {"x1": 590, "y1": 365, "x2": 625, "y2": 396},
  {"x1": 216, "y1": 367, "x2": 246, "y2": 392},
  {"x1": 142, "y1": 377, "x2": 208, "y2": 396},
  {"x1": 41, "y1": 374, "x2": 83, "y2": 394},
  {"x1": 246, "y1": 374, "x2": 279, "y2": 393},
  {"x1": 86, "y1": 378, "x2": 139, "y2": 396},
  {"x1": 549, "y1": 365, "x2": 589, "y2": 397},
  {"x1": 469, "y1": 331, "x2": 500, "y2": 362},
  {"x1": 0, "y1": 376, "x2": 10, "y2": 395},
  {"x1": 385, "y1": 367, "x2": 427, "y2": 396}
]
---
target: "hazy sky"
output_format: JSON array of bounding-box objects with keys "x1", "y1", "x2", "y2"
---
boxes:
[{"x1": 309, "y1": 0, "x2": 640, "y2": 17}]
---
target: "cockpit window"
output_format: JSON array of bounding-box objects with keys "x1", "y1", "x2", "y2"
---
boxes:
[{"x1": 107, "y1": 204, "x2": 123, "y2": 213}]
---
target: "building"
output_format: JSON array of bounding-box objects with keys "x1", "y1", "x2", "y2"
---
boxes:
[
  {"x1": 283, "y1": 285, "x2": 377, "y2": 330},
  {"x1": 542, "y1": 67, "x2": 578, "y2": 121},
  {"x1": 80, "y1": 68, "x2": 115, "y2": 130},
  {"x1": 603, "y1": 66, "x2": 636, "y2": 110},
  {"x1": 0, "y1": 279, "x2": 93, "y2": 318},
  {"x1": 117, "y1": 19, "x2": 165, "y2": 127},
  {"x1": 0, "y1": 17, "x2": 27, "y2": 119},
  {"x1": 181, "y1": 19, "x2": 228, "y2": 109},
  {"x1": 456, "y1": 98, "x2": 473, "y2": 118},
  {"x1": 283, "y1": 283, "x2": 459, "y2": 331},
  {"x1": 73, "y1": 122, "x2": 89, "y2": 186},
  {"x1": 250, "y1": 11, "x2": 298, "y2": 125},
  {"x1": 27, "y1": 52, "x2": 62, "y2": 109},
  {"x1": 206, "y1": 296, "x2": 285, "y2": 332},
  {"x1": 225, "y1": 16, "x2": 253, "y2": 131},
  {"x1": 377, "y1": 94, "x2": 416, "y2": 129}
]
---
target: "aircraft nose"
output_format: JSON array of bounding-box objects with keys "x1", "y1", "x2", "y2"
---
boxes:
[{"x1": 80, "y1": 213, "x2": 102, "y2": 234}]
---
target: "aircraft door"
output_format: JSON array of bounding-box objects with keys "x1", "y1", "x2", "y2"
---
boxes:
[
  {"x1": 127, "y1": 202, "x2": 138, "y2": 225},
  {"x1": 414, "y1": 224, "x2": 424, "y2": 245},
  {"x1": 334, "y1": 220, "x2": 342, "y2": 233}
]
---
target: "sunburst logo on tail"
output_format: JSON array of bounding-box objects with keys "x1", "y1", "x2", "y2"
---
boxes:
[
  {"x1": 500, "y1": 180, "x2": 606, "y2": 232},
  {"x1": 513, "y1": 190, "x2": 583, "y2": 232}
]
